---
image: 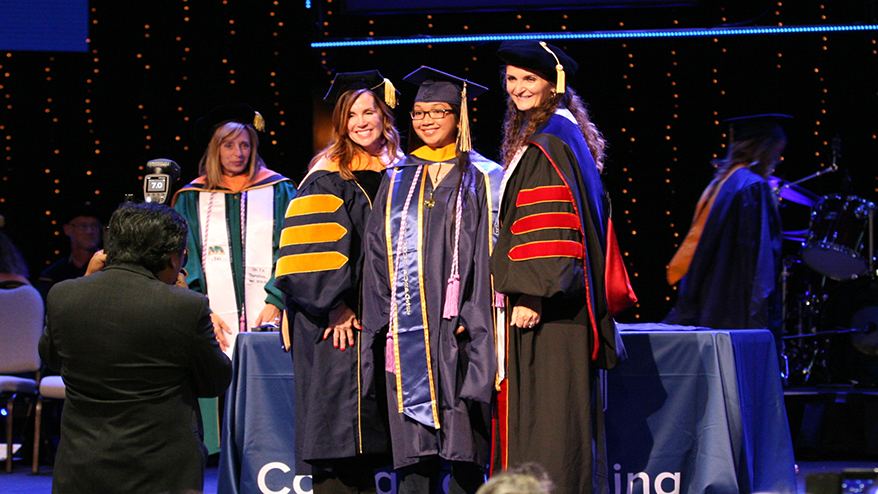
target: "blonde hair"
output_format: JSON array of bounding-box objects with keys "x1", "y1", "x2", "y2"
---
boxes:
[
  {"x1": 310, "y1": 89, "x2": 401, "y2": 180},
  {"x1": 500, "y1": 80, "x2": 606, "y2": 173},
  {"x1": 199, "y1": 122, "x2": 265, "y2": 189},
  {"x1": 476, "y1": 473, "x2": 549, "y2": 494}
]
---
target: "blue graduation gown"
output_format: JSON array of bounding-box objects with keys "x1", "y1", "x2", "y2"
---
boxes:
[
  {"x1": 361, "y1": 151, "x2": 500, "y2": 470},
  {"x1": 663, "y1": 166, "x2": 783, "y2": 339}
]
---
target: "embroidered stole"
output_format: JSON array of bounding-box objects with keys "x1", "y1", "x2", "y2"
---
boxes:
[
  {"x1": 199, "y1": 186, "x2": 274, "y2": 356},
  {"x1": 386, "y1": 164, "x2": 440, "y2": 429}
]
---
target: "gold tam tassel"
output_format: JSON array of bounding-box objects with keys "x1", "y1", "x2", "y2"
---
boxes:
[
  {"x1": 383, "y1": 78, "x2": 397, "y2": 108},
  {"x1": 456, "y1": 82, "x2": 472, "y2": 153},
  {"x1": 539, "y1": 41, "x2": 566, "y2": 94},
  {"x1": 253, "y1": 111, "x2": 266, "y2": 131}
]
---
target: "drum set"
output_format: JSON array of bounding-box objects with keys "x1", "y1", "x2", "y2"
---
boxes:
[{"x1": 778, "y1": 168, "x2": 878, "y2": 387}]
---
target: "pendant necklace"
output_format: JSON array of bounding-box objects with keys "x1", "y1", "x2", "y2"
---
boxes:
[{"x1": 424, "y1": 163, "x2": 445, "y2": 209}]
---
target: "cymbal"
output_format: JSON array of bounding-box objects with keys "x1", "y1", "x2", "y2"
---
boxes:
[
  {"x1": 782, "y1": 229, "x2": 809, "y2": 242},
  {"x1": 769, "y1": 176, "x2": 821, "y2": 207}
]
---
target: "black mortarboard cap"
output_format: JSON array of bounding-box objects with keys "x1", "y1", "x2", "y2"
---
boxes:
[
  {"x1": 723, "y1": 113, "x2": 791, "y2": 143},
  {"x1": 497, "y1": 40, "x2": 578, "y2": 93},
  {"x1": 403, "y1": 66, "x2": 488, "y2": 105},
  {"x1": 324, "y1": 70, "x2": 399, "y2": 108},
  {"x1": 194, "y1": 104, "x2": 266, "y2": 151}
]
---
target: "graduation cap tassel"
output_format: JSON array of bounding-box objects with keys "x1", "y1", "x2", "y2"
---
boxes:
[
  {"x1": 383, "y1": 78, "x2": 398, "y2": 108},
  {"x1": 457, "y1": 82, "x2": 472, "y2": 153},
  {"x1": 253, "y1": 111, "x2": 266, "y2": 132},
  {"x1": 539, "y1": 41, "x2": 566, "y2": 94},
  {"x1": 555, "y1": 64, "x2": 566, "y2": 94},
  {"x1": 443, "y1": 180, "x2": 464, "y2": 320}
]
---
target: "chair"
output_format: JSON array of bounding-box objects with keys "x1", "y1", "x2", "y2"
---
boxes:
[
  {"x1": 33, "y1": 375, "x2": 65, "y2": 473},
  {"x1": 0, "y1": 284, "x2": 44, "y2": 473}
]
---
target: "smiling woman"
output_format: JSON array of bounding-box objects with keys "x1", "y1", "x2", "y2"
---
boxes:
[
  {"x1": 489, "y1": 40, "x2": 634, "y2": 494},
  {"x1": 274, "y1": 70, "x2": 402, "y2": 494},
  {"x1": 504, "y1": 65, "x2": 554, "y2": 114},
  {"x1": 360, "y1": 66, "x2": 504, "y2": 494},
  {"x1": 347, "y1": 91, "x2": 386, "y2": 155}
]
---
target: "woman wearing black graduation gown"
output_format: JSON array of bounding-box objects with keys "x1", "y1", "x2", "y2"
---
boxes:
[
  {"x1": 489, "y1": 41, "x2": 636, "y2": 494},
  {"x1": 361, "y1": 67, "x2": 502, "y2": 494},
  {"x1": 664, "y1": 115, "x2": 787, "y2": 341},
  {"x1": 274, "y1": 71, "x2": 401, "y2": 493}
]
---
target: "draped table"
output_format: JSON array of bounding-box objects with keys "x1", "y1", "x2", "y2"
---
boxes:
[{"x1": 219, "y1": 326, "x2": 796, "y2": 494}]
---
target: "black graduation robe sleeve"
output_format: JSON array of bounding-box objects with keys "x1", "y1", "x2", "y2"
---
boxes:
[
  {"x1": 274, "y1": 172, "x2": 368, "y2": 319},
  {"x1": 360, "y1": 174, "x2": 393, "y2": 337},
  {"x1": 456, "y1": 169, "x2": 499, "y2": 404},
  {"x1": 490, "y1": 144, "x2": 586, "y2": 300}
]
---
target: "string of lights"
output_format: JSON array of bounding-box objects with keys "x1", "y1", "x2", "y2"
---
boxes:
[{"x1": 311, "y1": 24, "x2": 878, "y2": 48}]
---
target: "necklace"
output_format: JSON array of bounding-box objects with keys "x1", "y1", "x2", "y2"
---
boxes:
[{"x1": 424, "y1": 163, "x2": 446, "y2": 209}]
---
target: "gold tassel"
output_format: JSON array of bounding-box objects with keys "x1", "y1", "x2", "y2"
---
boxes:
[
  {"x1": 456, "y1": 82, "x2": 472, "y2": 153},
  {"x1": 383, "y1": 78, "x2": 397, "y2": 108},
  {"x1": 539, "y1": 41, "x2": 566, "y2": 94},
  {"x1": 253, "y1": 111, "x2": 266, "y2": 131},
  {"x1": 555, "y1": 65, "x2": 566, "y2": 94}
]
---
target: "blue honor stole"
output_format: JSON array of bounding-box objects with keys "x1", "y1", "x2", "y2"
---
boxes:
[{"x1": 386, "y1": 162, "x2": 441, "y2": 429}]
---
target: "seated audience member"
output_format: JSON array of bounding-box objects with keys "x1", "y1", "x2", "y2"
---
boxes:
[
  {"x1": 37, "y1": 204, "x2": 103, "y2": 300},
  {"x1": 39, "y1": 202, "x2": 232, "y2": 494},
  {"x1": 0, "y1": 230, "x2": 31, "y2": 288}
]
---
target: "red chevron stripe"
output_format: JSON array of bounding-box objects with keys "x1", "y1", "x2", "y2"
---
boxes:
[
  {"x1": 508, "y1": 240, "x2": 583, "y2": 261},
  {"x1": 516, "y1": 185, "x2": 572, "y2": 207},
  {"x1": 511, "y1": 212, "x2": 581, "y2": 235}
]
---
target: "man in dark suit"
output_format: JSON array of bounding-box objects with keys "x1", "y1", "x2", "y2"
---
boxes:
[{"x1": 39, "y1": 202, "x2": 232, "y2": 494}]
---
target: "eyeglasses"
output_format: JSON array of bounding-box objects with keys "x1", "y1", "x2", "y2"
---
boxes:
[{"x1": 410, "y1": 109, "x2": 455, "y2": 121}]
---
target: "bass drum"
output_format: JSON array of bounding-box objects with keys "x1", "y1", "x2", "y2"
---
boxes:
[
  {"x1": 819, "y1": 277, "x2": 878, "y2": 385},
  {"x1": 801, "y1": 194, "x2": 876, "y2": 280}
]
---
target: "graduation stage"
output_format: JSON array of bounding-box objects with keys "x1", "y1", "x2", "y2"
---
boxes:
[{"x1": 217, "y1": 325, "x2": 796, "y2": 494}]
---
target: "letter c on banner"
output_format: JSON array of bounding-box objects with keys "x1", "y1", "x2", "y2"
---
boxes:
[
  {"x1": 293, "y1": 475, "x2": 314, "y2": 494},
  {"x1": 258, "y1": 462, "x2": 291, "y2": 494}
]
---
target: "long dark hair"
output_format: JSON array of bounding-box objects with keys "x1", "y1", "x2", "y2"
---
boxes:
[
  {"x1": 500, "y1": 82, "x2": 606, "y2": 172},
  {"x1": 712, "y1": 127, "x2": 787, "y2": 180}
]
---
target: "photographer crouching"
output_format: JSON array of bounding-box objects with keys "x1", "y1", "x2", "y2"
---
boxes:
[{"x1": 39, "y1": 201, "x2": 232, "y2": 494}]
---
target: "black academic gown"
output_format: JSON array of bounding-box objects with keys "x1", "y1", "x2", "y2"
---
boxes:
[
  {"x1": 490, "y1": 111, "x2": 630, "y2": 494},
  {"x1": 274, "y1": 169, "x2": 390, "y2": 476},
  {"x1": 664, "y1": 166, "x2": 783, "y2": 338},
  {"x1": 361, "y1": 151, "x2": 499, "y2": 470}
]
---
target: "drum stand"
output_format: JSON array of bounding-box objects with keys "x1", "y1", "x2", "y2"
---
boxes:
[{"x1": 783, "y1": 210, "x2": 877, "y2": 386}]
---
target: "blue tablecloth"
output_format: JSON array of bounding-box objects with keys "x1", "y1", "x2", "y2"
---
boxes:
[
  {"x1": 217, "y1": 333, "x2": 310, "y2": 494},
  {"x1": 219, "y1": 328, "x2": 796, "y2": 494},
  {"x1": 606, "y1": 327, "x2": 796, "y2": 494}
]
